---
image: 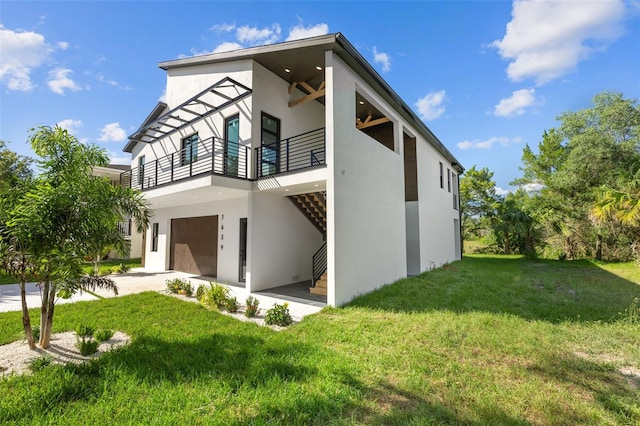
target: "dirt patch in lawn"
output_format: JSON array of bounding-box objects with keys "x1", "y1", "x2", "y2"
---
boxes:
[{"x1": 0, "y1": 331, "x2": 130, "y2": 377}]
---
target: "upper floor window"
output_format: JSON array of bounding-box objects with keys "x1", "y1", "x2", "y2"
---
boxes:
[
  {"x1": 439, "y1": 162, "x2": 444, "y2": 189},
  {"x1": 447, "y1": 168, "x2": 451, "y2": 192},
  {"x1": 181, "y1": 134, "x2": 199, "y2": 166}
]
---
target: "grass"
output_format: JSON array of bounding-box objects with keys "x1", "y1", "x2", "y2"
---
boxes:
[
  {"x1": 0, "y1": 255, "x2": 638, "y2": 424},
  {"x1": 0, "y1": 258, "x2": 141, "y2": 285}
]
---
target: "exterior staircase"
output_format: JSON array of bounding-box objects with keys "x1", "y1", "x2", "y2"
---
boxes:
[
  {"x1": 310, "y1": 271, "x2": 327, "y2": 296},
  {"x1": 288, "y1": 191, "x2": 328, "y2": 297},
  {"x1": 288, "y1": 191, "x2": 326, "y2": 234}
]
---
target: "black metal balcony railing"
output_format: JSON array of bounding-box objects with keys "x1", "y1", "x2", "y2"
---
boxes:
[
  {"x1": 256, "y1": 127, "x2": 325, "y2": 178},
  {"x1": 120, "y1": 137, "x2": 250, "y2": 190},
  {"x1": 120, "y1": 127, "x2": 326, "y2": 190}
]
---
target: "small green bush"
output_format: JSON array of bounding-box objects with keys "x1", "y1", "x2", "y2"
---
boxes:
[
  {"x1": 196, "y1": 284, "x2": 207, "y2": 302},
  {"x1": 265, "y1": 303, "x2": 293, "y2": 326},
  {"x1": 166, "y1": 278, "x2": 192, "y2": 296},
  {"x1": 94, "y1": 329, "x2": 115, "y2": 342},
  {"x1": 76, "y1": 337, "x2": 100, "y2": 356},
  {"x1": 202, "y1": 282, "x2": 230, "y2": 310},
  {"x1": 245, "y1": 296, "x2": 260, "y2": 318},
  {"x1": 75, "y1": 323, "x2": 95, "y2": 337},
  {"x1": 28, "y1": 355, "x2": 53, "y2": 372},
  {"x1": 115, "y1": 263, "x2": 131, "y2": 273},
  {"x1": 226, "y1": 296, "x2": 239, "y2": 313}
]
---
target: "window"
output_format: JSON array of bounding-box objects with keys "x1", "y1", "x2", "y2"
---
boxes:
[
  {"x1": 453, "y1": 173, "x2": 459, "y2": 210},
  {"x1": 138, "y1": 155, "x2": 145, "y2": 187},
  {"x1": 260, "y1": 112, "x2": 280, "y2": 176},
  {"x1": 151, "y1": 223, "x2": 159, "y2": 252},
  {"x1": 181, "y1": 134, "x2": 199, "y2": 166},
  {"x1": 447, "y1": 168, "x2": 451, "y2": 192},
  {"x1": 439, "y1": 162, "x2": 444, "y2": 189},
  {"x1": 225, "y1": 115, "x2": 240, "y2": 176}
]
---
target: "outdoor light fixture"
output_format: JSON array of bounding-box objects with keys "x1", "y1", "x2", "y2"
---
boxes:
[
  {"x1": 316, "y1": 66, "x2": 322, "y2": 71},
  {"x1": 284, "y1": 68, "x2": 291, "y2": 73}
]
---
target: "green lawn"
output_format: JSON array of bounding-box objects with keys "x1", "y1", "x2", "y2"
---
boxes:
[
  {"x1": 0, "y1": 258, "x2": 142, "y2": 285},
  {"x1": 1, "y1": 255, "x2": 639, "y2": 425}
]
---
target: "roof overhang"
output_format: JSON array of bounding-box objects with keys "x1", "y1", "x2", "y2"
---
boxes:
[
  {"x1": 153, "y1": 33, "x2": 463, "y2": 170},
  {"x1": 125, "y1": 77, "x2": 252, "y2": 151}
]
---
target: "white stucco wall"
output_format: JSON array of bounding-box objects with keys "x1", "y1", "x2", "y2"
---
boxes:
[
  {"x1": 326, "y1": 52, "x2": 407, "y2": 307},
  {"x1": 251, "y1": 62, "x2": 325, "y2": 147},
  {"x1": 143, "y1": 196, "x2": 248, "y2": 284},
  {"x1": 131, "y1": 61, "x2": 254, "y2": 184},
  {"x1": 246, "y1": 191, "x2": 324, "y2": 292},
  {"x1": 415, "y1": 138, "x2": 461, "y2": 269}
]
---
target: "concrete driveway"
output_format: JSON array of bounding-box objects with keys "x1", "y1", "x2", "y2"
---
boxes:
[{"x1": 0, "y1": 269, "x2": 323, "y2": 321}]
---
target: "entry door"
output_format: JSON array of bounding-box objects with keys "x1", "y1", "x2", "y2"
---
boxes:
[
  {"x1": 238, "y1": 218, "x2": 247, "y2": 282},
  {"x1": 169, "y1": 216, "x2": 218, "y2": 276},
  {"x1": 225, "y1": 115, "x2": 239, "y2": 176},
  {"x1": 261, "y1": 112, "x2": 280, "y2": 176}
]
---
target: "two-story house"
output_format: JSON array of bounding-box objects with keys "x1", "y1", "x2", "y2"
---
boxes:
[{"x1": 121, "y1": 33, "x2": 463, "y2": 307}]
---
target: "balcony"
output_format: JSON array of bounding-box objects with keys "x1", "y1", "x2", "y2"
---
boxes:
[
  {"x1": 120, "y1": 137, "x2": 250, "y2": 190},
  {"x1": 256, "y1": 127, "x2": 325, "y2": 178},
  {"x1": 120, "y1": 127, "x2": 326, "y2": 191}
]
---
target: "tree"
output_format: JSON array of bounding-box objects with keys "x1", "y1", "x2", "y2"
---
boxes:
[
  {"x1": 459, "y1": 165, "x2": 498, "y2": 249},
  {"x1": 514, "y1": 91, "x2": 639, "y2": 260},
  {"x1": 1, "y1": 126, "x2": 151, "y2": 348}
]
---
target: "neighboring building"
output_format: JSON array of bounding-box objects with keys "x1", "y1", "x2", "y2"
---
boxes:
[
  {"x1": 121, "y1": 33, "x2": 463, "y2": 307},
  {"x1": 93, "y1": 165, "x2": 144, "y2": 259}
]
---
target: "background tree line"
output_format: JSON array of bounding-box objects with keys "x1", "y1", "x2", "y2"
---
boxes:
[{"x1": 461, "y1": 91, "x2": 640, "y2": 262}]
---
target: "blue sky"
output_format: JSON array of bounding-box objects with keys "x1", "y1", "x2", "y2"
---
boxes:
[{"x1": 1, "y1": 0, "x2": 639, "y2": 193}]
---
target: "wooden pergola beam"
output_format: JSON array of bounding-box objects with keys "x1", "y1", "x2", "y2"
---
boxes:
[
  {"x1": 356, "y1": 116, "x2": 390, "y2": 130},
  {"x1": 288, "y1": 80, "x2": 326, "y2": 108}
]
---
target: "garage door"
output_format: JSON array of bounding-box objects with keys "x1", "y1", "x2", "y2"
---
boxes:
[{"x1": 169, "y1": 215, "x2": 218, "y2": 276}]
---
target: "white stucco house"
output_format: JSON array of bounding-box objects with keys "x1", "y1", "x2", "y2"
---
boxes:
[
  {"x1": 93, "y1": 164, "x2": 144, "y2": 259},
  {"x1": 121, "y1": 33, "x2": 463, "y2": 307}
]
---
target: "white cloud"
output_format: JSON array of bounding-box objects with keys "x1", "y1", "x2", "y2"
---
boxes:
[
  {"x1": 372, "y1": 46, "x2": 391, "y2": 72},
  {"x1": 99, "y1": 122, "x2": 127, "y2": 142},
  {"x1": 96, "y1": 73, "x2": 118, "y2": 86},
  {"x1": 236, "y1": 24, "x2": 281, "y2": 45},
  {"x1": 57, "y1": 41, "x2": 69, "y2": 50},
  {"x1": 491, "y1": 0, "x2": 627, "y2": 84},
  {"x1": 286, "y1": 23, "x2": 329, "y2": 41},
  {"x1": 210, "y1": 22, "x2": 236, "y2": 33},
  {"x1": 495, "y1": 187, "x2": 511, "y2": 196},
  {"x1": 415, "y1": 90, "x2": 446, "y2": 121},
  {"x1": 457, "y1": 136, "x2": 522, "y2": 150},
  {"x1": 494, "y1": 88, "x2": 537, "y2": 118},
  {"x1": 212, "y1": 42, "x2": 244, "y2": 53},
  {"x1": 521, "y1": 182, "x2": 544, "y2": 193},
  {"x1": 107, "y1": 151, "x2": 131, "y2": 166},
  {"x1": 47, "y1": 68, "x2": 82, "y2": 95},
  {"x1": 0, "y1": 25, "x2": 51, "y2": 91},
  {"x1": 56, "y1": 119, "x2": 82, "y2": 134}
]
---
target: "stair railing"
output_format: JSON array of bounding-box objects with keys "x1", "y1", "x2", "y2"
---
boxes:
[{"x1": 312, "y1": 241, "x2": 327, "y2": 287}]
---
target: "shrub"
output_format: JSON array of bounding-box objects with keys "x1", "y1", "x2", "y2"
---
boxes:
[
  {"x1": 28, "y1": 355, "x2": 53, "y2": 372},
  {"x1": 621, "y1": 297, "x2": 639, "y2": 324},
  {"x1": 196, "y1": 284, "x2": 207, "y2": 302},
  {"x1": 265, "y1": 303, "x2": 293, "y2": 326},
  {"x1": 245, "y1": 296, "x2": 260, "y2": 318},
  {"x1": 166, "y1": 278, "x2": 192, "y2": 296},
  {"x1": 202, "y1": 282, "x2": 230, "y2": 310},
  {"x1": 76, "y1": 337, "x2": 100, "y2": 356},
  {"x1": 94, "y1": 329, "x2": 115, "y2": 342},
  {"x1": 75, "y1": 323, "x2": 95, "y2": 337},
  {"x1": 110, "y1": 263, "x2": 131, "y2": 274},
  {"x1": 226, "y1": 296, "x2": 239, "y2": 313},
  {"x1": 180, "y1": 282, "x2": 194, "y2": 297}
]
